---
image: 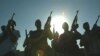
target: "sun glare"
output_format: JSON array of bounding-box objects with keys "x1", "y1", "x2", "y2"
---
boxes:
[
  {"x1": 50, "y1": 15, "x2": 66, "y2": 35},
  {"x1": 48, "y1": 15, "x2": 66, "y2": 48}
]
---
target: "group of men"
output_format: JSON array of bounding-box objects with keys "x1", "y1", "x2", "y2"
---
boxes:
[
  {"x1": 0, "y1": 11, "x2": 100, "y2": 56},
  {"x1": 23, "y1": 11, "x2": 100, "y2": 56}
]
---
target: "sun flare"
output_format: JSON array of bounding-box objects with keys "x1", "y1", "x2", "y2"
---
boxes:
[{"x1": 50, "y1": 15, "x2": 66, "y2": 35}]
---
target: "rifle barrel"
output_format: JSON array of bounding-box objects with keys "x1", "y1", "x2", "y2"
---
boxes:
[
  {"x1": 95, "y1": 15, "x2": 100, "y2": 24},
  {"x1": 50, "y1": 11, "x2": 53, "y2": 16},
  {"x1": 76, "y1": 10, "x2": 79, "y2": 15},
  {"x1": 11, "y1": 13, "x2": 15, "y2": 20}
]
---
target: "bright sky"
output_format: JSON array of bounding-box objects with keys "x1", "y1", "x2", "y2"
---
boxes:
[{"x1": 0, "y1": 0, "x2": 100, "y2": 51}]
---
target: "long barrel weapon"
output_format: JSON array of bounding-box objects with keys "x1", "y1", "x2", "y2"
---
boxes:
[
  {"x1": 71, "y1": 10, "x2": 79, "y2": 31},
  {"x1": 72, "y1": 10, "x2": 79, "y2": 26},
  {"x1": 47, "y1": 11, "x2": 52, "y2": 24},
  {"x1": 10, "y1": 13, "x2": 16, "y2": 26},
  {"x1": 23, "y1": 29, "x2": 28, "y2": 47},
  {"x1": 95, "y1": 15, "x2": 100, "y2": 25},
  {"x1": 6, "y1": 13, "x2": 15, "y2": 31},
  {"x1": 92, "y1": 15, "x2": 100, "y2": 30},
  {"x1": 11, "y1": 13, "x2": 15, "y2": 20},
  {"x1": 31, "y1": 12, "x2": 54, "y2": 45},
  {"x1": 50, "y1": 11, "x2": 52, "y2": 17},
  {"x1": 45, "y1": 11, "x2": 53, "y2": 29}
]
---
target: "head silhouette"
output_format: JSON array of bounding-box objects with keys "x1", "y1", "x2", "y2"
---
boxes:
[
  {"x1": 62, "y1": 22, "x2": 69, "y2": 31},
  {"x1": 35, "y1": 19, "x2": 41, "y2": 30},
  {"x1": 1, "y1": 25, "x2": 6, "y2": 32},
  {"x1": 8, "y1": 19, "x2": 16, "y2": 30},
  {"x1": 83, "y1": 22, "x2": 90, "y2": 31}
]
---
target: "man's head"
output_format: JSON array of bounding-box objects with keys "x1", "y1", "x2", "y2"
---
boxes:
[
  {"x1": 1, "y1": 25, "x2": 6, "y2": 32},
  {"x1": 83, "y1": 22, "x2": 90, "y2": 31},
  {"x1": 35, "y1": 19, "x2": 41, "y2": 30},
  {"x1": 62, "y1": 22, "x2": 69, "y2": 31},
  {"x1": 8, "y1": 19, "x2": 16, "y2": 29}
]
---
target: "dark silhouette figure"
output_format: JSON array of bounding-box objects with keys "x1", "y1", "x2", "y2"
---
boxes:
[
  {"x1": 80, "y1": 22, "x2": 91, "y2": 56},
  {"x1": 28, "y1": 13, "x2": 53, "y2": 56},
  {"x1": 90, "y1": 15, "x2": 100, "y2": 56},
  {"x1": 58, "y1": 22, "x2": 75, "y2": 56},
  {"x1": 0, "y1": 13, "x2": 20, "y2": 56},
  {"x1": 27, "y1": 19, "x2": 43, "y2": 56},
  {"x1": 0, "y1": 25, "x2": 6, "y2": 44},
  {"x1": 80, "y1": 22, "x2": 100, "y2": 56},
  {"x1": 92, "y1": 15, "x2": 100, "y2": 39},
  {"x1": 71, "y1": 24, "x2": 83, "y2": 56},
  {"x1": 71, "y1": 10, "x2": 82, "y2": 56},
  {"x1": 28, "y1": 20, "x2": 43, "y2": 56}
]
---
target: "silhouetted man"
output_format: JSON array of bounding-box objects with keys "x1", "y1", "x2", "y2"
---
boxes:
[
  {"x1": 58, "y1": 22, "x2": 76, "y2": 56},
  {"x1": 28, "y1": 18, "x2": 53, "y2": 56},
  {"x1": 0, "y1": 19, "x2": 20, "y2": 56},
  {"x1": 28, "y1": 19, "x2": 43, "y2": 56},
  {"x1": 0, "y1": 25, "x2": 6, "y2": 44},
  {"x1": 80, "y1": 22, "x2": 91, "y2": 56},
  {"x1": 80, "y1": 22, "x2": 100, "y2": 56},
  {"x1": 71, "y1": 24, "x2": 82, "y2": 56}
]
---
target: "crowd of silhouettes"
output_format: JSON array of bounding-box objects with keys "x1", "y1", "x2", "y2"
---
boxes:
[{"x1": 0, "y1": 11, "x2": 100, "y2": 56}]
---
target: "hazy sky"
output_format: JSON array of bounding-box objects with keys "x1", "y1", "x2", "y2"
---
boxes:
[{"x1": 0, "y1": 0, "x2": 100, "y2": 51}]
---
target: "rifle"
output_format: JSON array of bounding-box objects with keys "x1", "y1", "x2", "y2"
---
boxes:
[
  {"x1": 30, "y1": 12, "x2": 54, "y2": 44},
  {"x1": 11, "y1": 13, "x2": 15, "y2": 20},
  {"x1": 9, "y1": 13, "x2": 16, "y2": 26},
  {"x1": 47, "y1": 11, "x2": 52, "y2": 24},
  {"x1": 23, "y1": 29, "x2": 28, "y2": 47},
  {"x1": 94, "y1": 15, "x2": 100, "y2": 25},
  {"x1": 6, "y1": 13, "x2": 15, "y2": 32},
  {"x1": 92, "y1": 15, "x2": 100, "y2": 30},
  {"x1": 45, "y1": 11, "x2": 53, "y2": 29},
  {"x1": 71, "y1": 10, "x2": 79, "y2": 32}
]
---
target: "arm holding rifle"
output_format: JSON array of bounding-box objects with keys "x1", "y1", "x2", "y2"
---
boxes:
[
  {"x1": 44, "y1": 11, "x2": 54, "y2": 40},
  {"x1": 71, "y1": 10, "x2": 82, "y2": 39},
  {"x1": 6, "y1": 13, "x2": 19, "y2": 43}
]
